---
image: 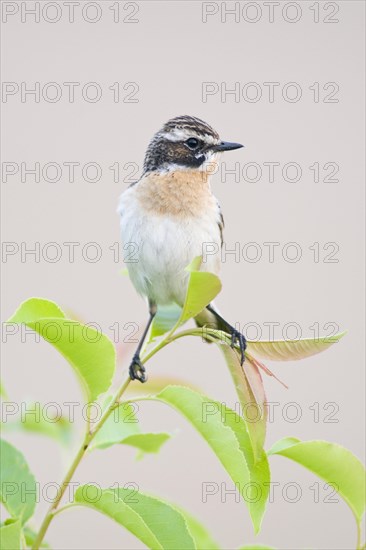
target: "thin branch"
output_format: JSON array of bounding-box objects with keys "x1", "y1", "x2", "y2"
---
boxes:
[{"x1": 31, "y1": 375, "x2": 131, "y2": 549}]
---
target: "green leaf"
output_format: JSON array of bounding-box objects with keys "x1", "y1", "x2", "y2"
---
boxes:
[
  {"x1": 143, "y1": 386, "x2": 271, "y2": 531},
  {"x1": 0, "y1": 380, "x2": 8, "y2": 399},
  {"x1": 89, "y1": 401, "x2": 140, "y2": 450},
  {"x1": 207, "y1": 394, "x2": 270, "y2": 533},
  {"x1": 15, "y1": 403, "x2": 72, "y2": 446},
  {"x1": 149, "y1": 304, "x2": 182, "y2": 342},
  {"x1": 120, "y1": 433, "x2": 171, "y2": 455},
  {"x1": 147, "y1": 385, "x2": 270, "y2": 532},
  {"x1": 7, "y1": 298, "x2": 115, "y2": 402},
  {"x1": 0, "y1": 439, "x2": 37, "y2": 524},
  {"x1": 125, "y1": 375, "x2": 202, "y2": 397},
  {"x1": 246, "y1": 332, "x2": 346, "y2": 361},
  {"x1": 74, "y1": 485, "x2": 195, "y2": 549},
  {"x1": 268, "y1": 438, "x2": 366, "y2": 524},
  {"x1": 173, "y1": 506, "x2": 220, "y2": 550},
  {"x1": 23, "y1": 415, "x2": 72, "y2": 445},
  {"x1": 0, "y1": 519, "x2": 22, "y2": 550},
  {"x1": 154, "y1": 385, "x2": 250, "y2": 486},
  {"x1": 88, "y1": 401, "x2": 170, "y2": 456},
  {"x1": 145, "y1": 258, "x2": 221, "y2": 341},
  {"x1": 220, "y1": 346, "x2": 267, "y2": 461},
  {"x1": 7, "y1": 297, "x2": 65, "y2": 322},
  {"x1": 247, "y1": 454, "x2": 270, "y2": 533},
  {"x1": 177, "y1": 257, "x2": 222, "y2": 327}
]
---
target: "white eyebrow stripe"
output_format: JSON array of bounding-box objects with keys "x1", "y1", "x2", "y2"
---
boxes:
[
  {"x1": 160, "y1": 128, "x2": 219, "y2": 145},
  {"x1": 160, "y1": 129, "x2": 189, "y2": 141}
]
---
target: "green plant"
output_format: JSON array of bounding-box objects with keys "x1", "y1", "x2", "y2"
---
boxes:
[{"x1": 1, "y1": 264, "x2": 365, "y2": 550}]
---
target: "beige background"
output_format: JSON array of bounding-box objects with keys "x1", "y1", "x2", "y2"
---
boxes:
[{"x1": 1, "y1": 1, "x2": 365, "y2": 549}]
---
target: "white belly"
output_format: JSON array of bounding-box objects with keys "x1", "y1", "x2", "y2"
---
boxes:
[{"x1": 118, "y1": 188, "x2": 221, "y2": 306}]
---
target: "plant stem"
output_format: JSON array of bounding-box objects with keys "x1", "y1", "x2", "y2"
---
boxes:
[
  {"x1": 52, "y1": 502, "x2": 77, "y2": 517},
  {"x1": 141, "y1": 326, "x2": 224, "y2": 363},
  {"x1": 356, "y1": 521, "x2": 362, "y2": 550},
  {"x1": 31, "y1": 437, "x2": 87, "y2": 549},
  {"x1": 32, "y1": 375, "x2": 131, "y2": 549}
]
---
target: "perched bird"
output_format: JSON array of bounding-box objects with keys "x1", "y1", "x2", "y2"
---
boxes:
[{"x1": 118, "y1": 115, "x2": 246, "y2": 382}]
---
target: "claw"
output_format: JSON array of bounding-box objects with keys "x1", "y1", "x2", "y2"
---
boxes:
[
  {"x1": 230, "y1": 331, "x2": 236, "y2": 348},
  {"x1": 129, "y1": 355, "x2": 147, "y2": 383},
  {"x1": 206, "y1": 305, "x2": 247, "y2": 366},
  {"x1": 228, "y1": 328, "x2": 247, "y2": 366}
]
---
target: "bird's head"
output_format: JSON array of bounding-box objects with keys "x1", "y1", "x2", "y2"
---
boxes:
[{"x1": 143, "y1": 115, "x2": 243, "y2": 174}]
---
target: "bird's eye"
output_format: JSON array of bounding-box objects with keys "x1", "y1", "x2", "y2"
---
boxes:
[{"x1": 185, "y1": 137, "x2": 200, "y2": 149}]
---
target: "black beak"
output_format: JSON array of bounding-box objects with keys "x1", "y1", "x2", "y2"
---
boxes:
[{"x1": 214, "y1": 141, "x2": 244, "y2": 152}]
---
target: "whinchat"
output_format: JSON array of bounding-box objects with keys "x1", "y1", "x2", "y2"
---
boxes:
[{"x1": 118, "y1": 115, "x2": 245, "y2": 382}]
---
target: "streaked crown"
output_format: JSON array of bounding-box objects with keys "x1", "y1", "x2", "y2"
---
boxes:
[{"x1": 143, "y1": 115, "x2": 240, "y2": 174}]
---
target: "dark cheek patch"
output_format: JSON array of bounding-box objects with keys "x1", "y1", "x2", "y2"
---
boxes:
[
  {"x1": 194, "y1": 154, "x2": 206, "y2": 166},
  {"x1": 145, "y1": 140, "x2": 206, "y2": 171},
  {"x1": 170, "y1": 143, "x2": 205, "y2": 168}
]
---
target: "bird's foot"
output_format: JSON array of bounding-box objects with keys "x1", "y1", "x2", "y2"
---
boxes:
[
  {"x1": 227, "y1": 326, "x2": 247, "y2": 365},
  {"x1": 129, "y1": 355, "x2": 147, "y2": 383}
]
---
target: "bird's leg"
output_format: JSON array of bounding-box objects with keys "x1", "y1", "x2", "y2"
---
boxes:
[
  {"x1": 129, "y1": 301, "x2": 157, "y2": 383},
  {"x1": 206, "y1": 304, "x2": 247, "y2": 365}
]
